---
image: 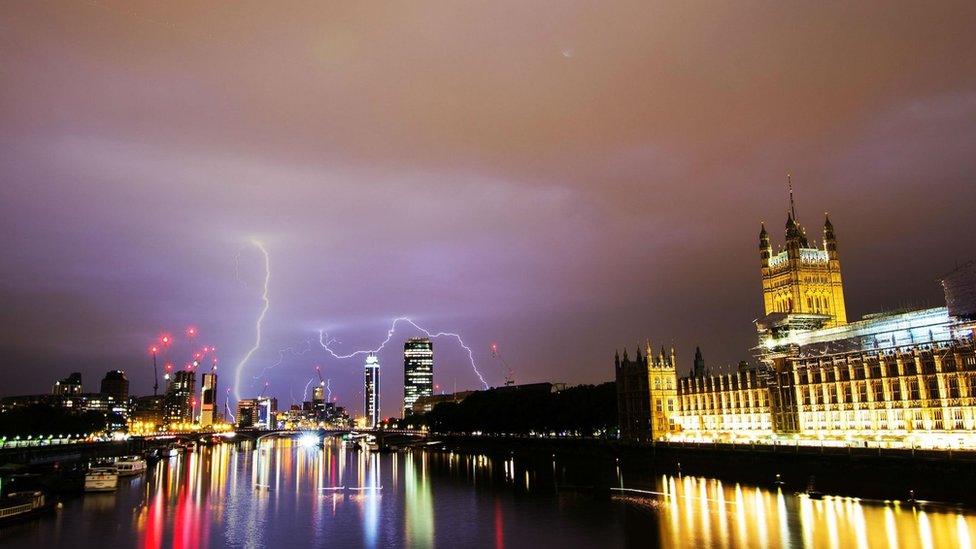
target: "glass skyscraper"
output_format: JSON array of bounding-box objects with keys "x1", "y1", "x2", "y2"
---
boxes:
[
  {"x1": 364, "y1": 352, "x2": 380, "y2": 428},
  {"x1": 403, "y1": 337, "x2": 434, "y2": 415}
]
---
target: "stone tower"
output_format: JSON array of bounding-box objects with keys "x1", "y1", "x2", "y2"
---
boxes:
[{"x1": 759, "y1": 177, "x2": 847, "y2": 326}]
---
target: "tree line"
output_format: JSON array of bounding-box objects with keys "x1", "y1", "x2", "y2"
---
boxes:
[{"x1": 399, "y1": 382, "x2": 617, "y2": 436}]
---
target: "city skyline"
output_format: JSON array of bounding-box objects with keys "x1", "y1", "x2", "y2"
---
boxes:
[{"x1": 3, "y1": 2, "x2": 976, "y2": 414}]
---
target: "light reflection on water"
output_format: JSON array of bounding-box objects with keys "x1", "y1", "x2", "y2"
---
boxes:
[
  {"x1": 625, "y1": 472, "x2": 976, "y2": 549},
  {"x1": 1, "y1": 438, "x2": 974, "y2": 548}
]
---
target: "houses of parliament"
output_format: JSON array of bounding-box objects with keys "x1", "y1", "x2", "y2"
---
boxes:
[{"x1": 615, "y1": 186, "x2": 976, "y2": 448}]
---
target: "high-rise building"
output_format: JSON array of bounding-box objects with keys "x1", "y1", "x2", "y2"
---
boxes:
[
  {"x1": 52, "y1": 372, "x2": 82, "y2": 396},
  {"x1": 255, "y1": 397, "x2": 277, "y2": 429},
  {"x1": 164, "y1": 370, "x2": 195, "y2": 426},
  {"x1": 759, "y1": 178, "x2": 847, "y2": 326},
  {"x1": 364, "y1": 352, "x2": 380, "y2": 428},
  {"x1": 403, "y1": 337, "x2": 434, "y2": 415},
  {"x1": 236, "y1": 398, "x2": 258, "y2": 428},
  {"x1": 100, "y1": 370, "x2": 129, "y2": 403},
  {"x1": 200, "y1": 372, "x2": 218, "y2": 426}
]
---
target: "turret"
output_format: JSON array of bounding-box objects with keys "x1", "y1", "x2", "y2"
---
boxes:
[
  {"x1": 785, "y1": 212, "x2": 804, "y2": 257},
  {"x1": 824, "y1": 213, "x2": 837, "y2": 260},
  {"x1": 760, "y1": 222, "x2": 771, "y2": 267},
  {"x1": 693, "y1": 346, "x2": 705, "y2": 377}
]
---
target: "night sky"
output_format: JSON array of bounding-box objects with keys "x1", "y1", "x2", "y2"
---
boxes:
[{"x1": 2, "y1": 2, "x2": 976, "y2": 416}]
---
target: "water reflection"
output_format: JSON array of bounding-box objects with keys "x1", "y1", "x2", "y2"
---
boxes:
[
  {"x1": 616, "y1": 473, "x2": 976, "y2": 548},
  {"x1": 2, "y1": 438, "x2": 975, "y2": 548}
]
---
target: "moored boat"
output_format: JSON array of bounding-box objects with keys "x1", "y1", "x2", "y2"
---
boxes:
[
  {"x1": 84, "y1": 465, "x2": 119, "y2": 492},
  {"x1": 114, "y1": 456, "x2": 147, "y2": 476}
]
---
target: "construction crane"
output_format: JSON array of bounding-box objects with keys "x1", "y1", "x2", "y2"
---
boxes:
[
  {"x1": 490, "y1": 343, "x2": 515, "y2": 387},
  {"x1": 259, "y1": 381, "x2": 270, "y2": 399},
  {"x1": 315, "y1": 365, "x2": 325, "y2": 389}
]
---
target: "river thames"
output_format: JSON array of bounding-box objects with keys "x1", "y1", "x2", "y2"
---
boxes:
[{"x1": 2, "y1": 437, "x2": 974, "y2": 548}]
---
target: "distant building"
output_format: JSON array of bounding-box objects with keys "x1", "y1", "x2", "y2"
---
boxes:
[
  {"x1": 132, "y1": 395, "x2": 164, "y2": 429},
  {"x1": 52, "y1": 372, "x2": 82, "y2": 396},
  {"x1": 199, "y1": 372, "x2": 218, "y2": 426},
  {"x1": 404, "y1": 338, "x2": 434, "y2": 415},
  {"x1": 236, "y1": 399, "x2": 258, "y2": 428},
  {"x1": 614, "y1": 344, "x2": 678, "y2": 442},
  {"x1": 255, "y1": 397, "x2": 277, "y2": 429},
  {"x1": 164, "y1": 370, "x2": 195, "y2": 426},
  {"x1": 364, "y1": 352, "x2": 380, "y2": 428},
  {"x1": 100, "y1": 370, "x2": 129, "y2": 403}
]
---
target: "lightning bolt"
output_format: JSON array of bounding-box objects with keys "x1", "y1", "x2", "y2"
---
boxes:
[
  {"x1": 233, "y1": 239, "x2": 271, "y2": 401},
  {"x1": 233, "y1": 249, "x2": 248, "y2": 289},
  {"x1": 318, "y1": 317, "x2": 489, "y2": 389},
  {"x1": 326, "y1": 378, "x2": 332, "y2": 401},
  {"x1": 302, "y1": 377, "x2": 314, "y2": 402},
  {"x1": 252, "y1": 338, "x2": 313, "y2": 381},
  {"x1": 225, "y1": 387, "x2": 235, "y2": 423}
]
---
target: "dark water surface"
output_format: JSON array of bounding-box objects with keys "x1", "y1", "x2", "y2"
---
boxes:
[{"x1": 1, "y1": 437, "x2": 974, "y2": 548}]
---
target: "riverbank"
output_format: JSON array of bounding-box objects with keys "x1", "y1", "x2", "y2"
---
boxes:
[{"x1": 435, "y1": 435, "x2": 976, "y2": 505}]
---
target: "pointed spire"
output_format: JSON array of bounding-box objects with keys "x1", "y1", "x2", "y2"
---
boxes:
[
  {"x1": 788, "y1": 172, "x2": 796, "y2": 220},
  {"x1": 759, "y1": 221, "x2": 768, "y2": 238}
]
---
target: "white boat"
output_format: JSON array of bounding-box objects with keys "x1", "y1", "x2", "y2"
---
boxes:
[
  {"x1": 115, "y1": 456, "x2": 147, "y2": 476},
  {"x1": 84, "y1": 466, "x2": 119, "y2": 492}
]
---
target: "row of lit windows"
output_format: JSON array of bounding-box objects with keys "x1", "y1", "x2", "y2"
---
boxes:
[
  {"x1": 799, "y1": 408, "x2": 973, "y2": 431},
  {"x1": 681, "y1": 390, "x2": 768, "y2": 412},
  {"x1": 796, "y1": 373, "x2": 976, "y2": 405},
  {"x1": 796, "y1": 356, "x2": 976, "y2": 383}
]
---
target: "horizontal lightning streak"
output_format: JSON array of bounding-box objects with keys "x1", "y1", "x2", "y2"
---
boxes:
[{"x1": 318, "y1": 317, "x2": 488, "y2": 389}]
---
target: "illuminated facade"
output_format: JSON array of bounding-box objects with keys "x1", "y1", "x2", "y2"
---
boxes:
[
  {"x1": 364, "y1": 352, "x2": 380, "y2": 428},
  {"x1": 615, "y1": 343, "x2": 678, "y2": 441},
  {"x1": 621, "y1": 196, "x2": 976, "y2": 448},
  {"x1": 760, "y1": 183, "x2": 846, "y2": 326},
  {"x1": 675, "y1": 367, "x2": 773, "y2": 437},
  {"x1": 164, "y1": 370, "x2": 195, "y2": 426},
  {"x1": 404, "y1": 338, "x2": 434, "y2": 415},
  {"x1": 199, "y1": 372, "x2": 217, "y2": 426}
]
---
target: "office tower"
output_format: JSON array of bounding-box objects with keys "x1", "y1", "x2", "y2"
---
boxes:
[
  {"x1": 164, "y1": 370, "x2": 195, "y2": 425},
  {"x1": 403, "y1": 337, "x2": 434, "y2": 415},
  {"x1": 364, "y1": 352, "x2": 380, "y2": 428},
  {"x1": 100, "y1": 370, "x2": 129, "y2": 403},
  {"x1": 200, "y1": 372, "x2": 217, "y2": 426},
  {"x1": 236, "y1": 399, "x2": 258, "y2": 428},
  {"x1": 52, "y1": 372, "x2": 82, "y2": 396},
  {"x1": 256, "y1": 397, "x2": 277, "y2": 429}
]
